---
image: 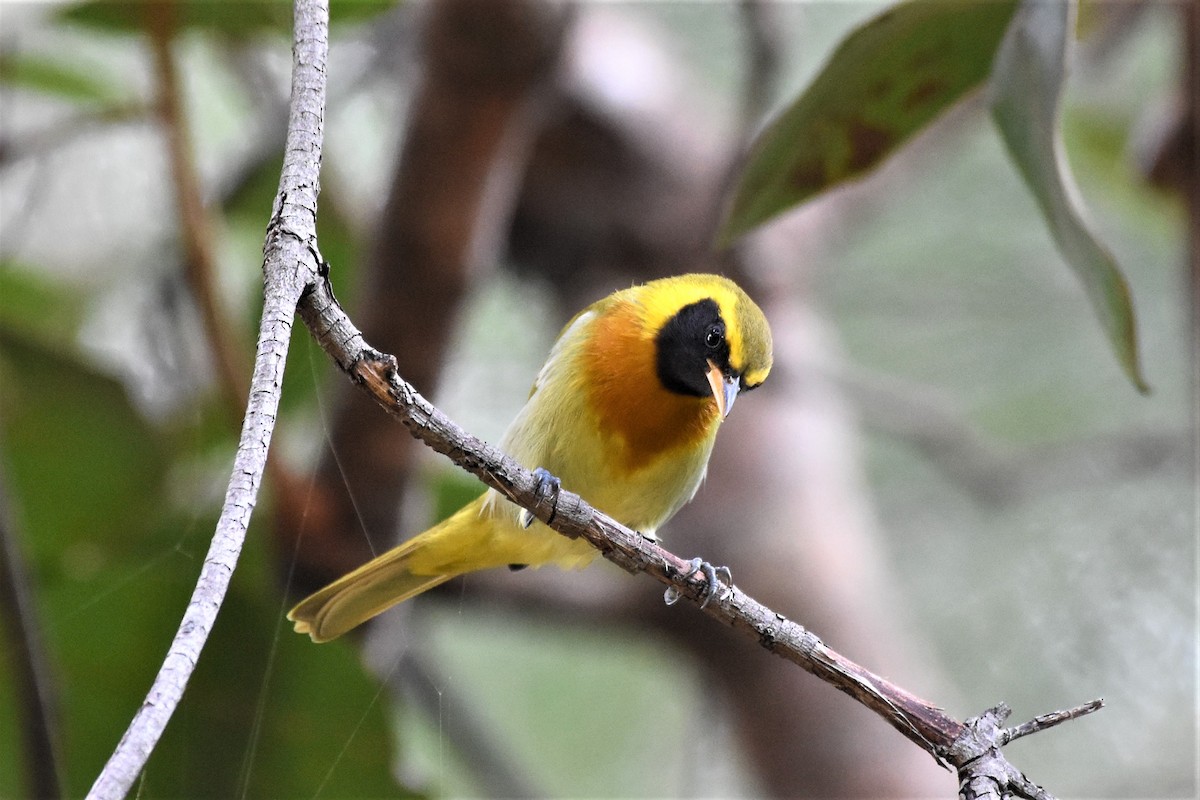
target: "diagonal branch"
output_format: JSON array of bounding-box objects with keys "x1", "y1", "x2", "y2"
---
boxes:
[
  {"x1": 85, "y1": 1, "x2": 329, "y2": 798},
  {"x1": 296, "y1": 260, "x2": 1103, "y2": 799}
]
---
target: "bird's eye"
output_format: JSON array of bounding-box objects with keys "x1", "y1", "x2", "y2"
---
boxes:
[{"x1": 705, "y1": 326, "x2": 723, "y2": 350}]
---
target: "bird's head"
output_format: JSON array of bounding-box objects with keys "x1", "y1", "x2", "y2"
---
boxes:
[{"x1": 646, "y1": 274, "x2": 773, "y2": 418}]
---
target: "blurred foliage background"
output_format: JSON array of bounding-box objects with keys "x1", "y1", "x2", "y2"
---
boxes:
[{"x1": 0, "y1": 1, "x2": 1194, "y2": 798}]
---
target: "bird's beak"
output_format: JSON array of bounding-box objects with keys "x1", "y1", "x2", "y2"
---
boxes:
[{"x1": 705, "y1": 359, "x2": 740, "y2": 419}]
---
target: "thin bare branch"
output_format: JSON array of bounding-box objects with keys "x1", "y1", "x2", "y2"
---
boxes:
[
  {"x1": 1001, "y1": 698, "x2": 1105, "y2": 745},
  {"x1": 84, "y1": 1, "x2": 329, "y2": 797}
]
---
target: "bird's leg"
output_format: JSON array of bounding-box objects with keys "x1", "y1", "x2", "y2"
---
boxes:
[
  {"x1": 512, "y1": 468, "x2": 562, "y2": 571},
  {"x1": 664, "y1": 557, "x2": 733, "y2": 608},
  {"x1": 519, "y1": 467, "x2": 562, "y2": 529}
]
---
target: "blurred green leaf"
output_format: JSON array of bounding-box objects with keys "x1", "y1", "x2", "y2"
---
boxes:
[
  {"x1": 430, "y1": 469, "x2": 485, "y2": 524},
  {"x1": 0, "y1": 321, "x2": 170, "y2": 795},
  {"x1": 0, "y1": 296, "x2": 400, "y2": 796},
  {"x1": 0, "y1": 265, "x2": 85, "y2": 350},
  {"x1": 58, "y1": 0, "x2": 398, "y2": 36},
  {"x1": 990, "y1": 0, "x2": 1147, "y2": 392},
  {"x1": 719, "y1": 0, "x2": 1018, "y2": 244},
  {"x1": 0, "y1": 634, "x2": 23, "y2": 799},
  {"x1": 0, "y1": 332, "x2": 165, "y2": 565},
  {"x1": 59, "y1": 0, "x2": 284, "y2": 35},
  {"x1": 0, "y1": 53, "x2": 124, "y2": 104}
]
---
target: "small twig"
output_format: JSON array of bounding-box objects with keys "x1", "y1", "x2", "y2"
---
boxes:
[
  {"x1": 85, "y1": 2, "x2": 329, "y2": 798},
  {"x1": 949, "y1": 700, "x2": 1104, "y2": 800},
  {"x1": 1000, "y1": 698, "x2": 1105, "y2": 745}
]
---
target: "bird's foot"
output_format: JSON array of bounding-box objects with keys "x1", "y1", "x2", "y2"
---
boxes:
[
  {"x1": 664, "y1": 557, "x2": 732, "y2": 608},
  {"x1": 520, "y1": 467, "x2": 562, "y2": 529}
]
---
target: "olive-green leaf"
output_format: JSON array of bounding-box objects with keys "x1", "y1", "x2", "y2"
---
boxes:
[
  {"x1": 719, "y1": 0, "x2": 1018, "y2": 245},
  {"x1": 58, "y1": 0, "x2": 289, "y2": 35},
  {"x1": 0, "y1": 53, "x2": 124, "y2": 104},
  {"x1": 0, "y1": 329, "x2": 166, "y2": 565},
  {"x1": 990, "y1": 0, "x2": 1147, "y2": 392},
  {"x1": 0, "y1": 276, "x2": 399, "y2": 797},
  {"x1": 58, "y1": 0, "x2": 397, "y2": 36},
  {"x1": 0, "y1": 265, "x2": 85, "y2": 349}
]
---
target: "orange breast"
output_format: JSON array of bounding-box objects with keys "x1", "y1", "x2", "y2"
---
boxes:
[{"x1": 583, "y1": 300, "x2": 720, "y2": 472}]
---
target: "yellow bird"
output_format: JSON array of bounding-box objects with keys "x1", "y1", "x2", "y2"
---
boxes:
[{"x1": 289, "y1": 273, "x2": 773, "y2": 642}]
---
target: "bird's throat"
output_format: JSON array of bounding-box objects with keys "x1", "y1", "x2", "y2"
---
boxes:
[{"x1": 584, "y1": 303, "x2": 721, "y2": 471}]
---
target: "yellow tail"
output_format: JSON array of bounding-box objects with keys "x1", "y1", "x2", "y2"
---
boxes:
[
  {"x1": 288, "y1": 500, "x2": 482, "y2": 643},
  {"x1": 289, "y1": 492, "x2": 598, "y2": 642}
]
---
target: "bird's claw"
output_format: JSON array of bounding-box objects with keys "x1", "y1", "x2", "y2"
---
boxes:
[
  {"x1": 664, "y1": 557, "x2": 732, "y2": 608},
  {"x1": 520, "y1": 467, "x2": 562, "y2": 529}
]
